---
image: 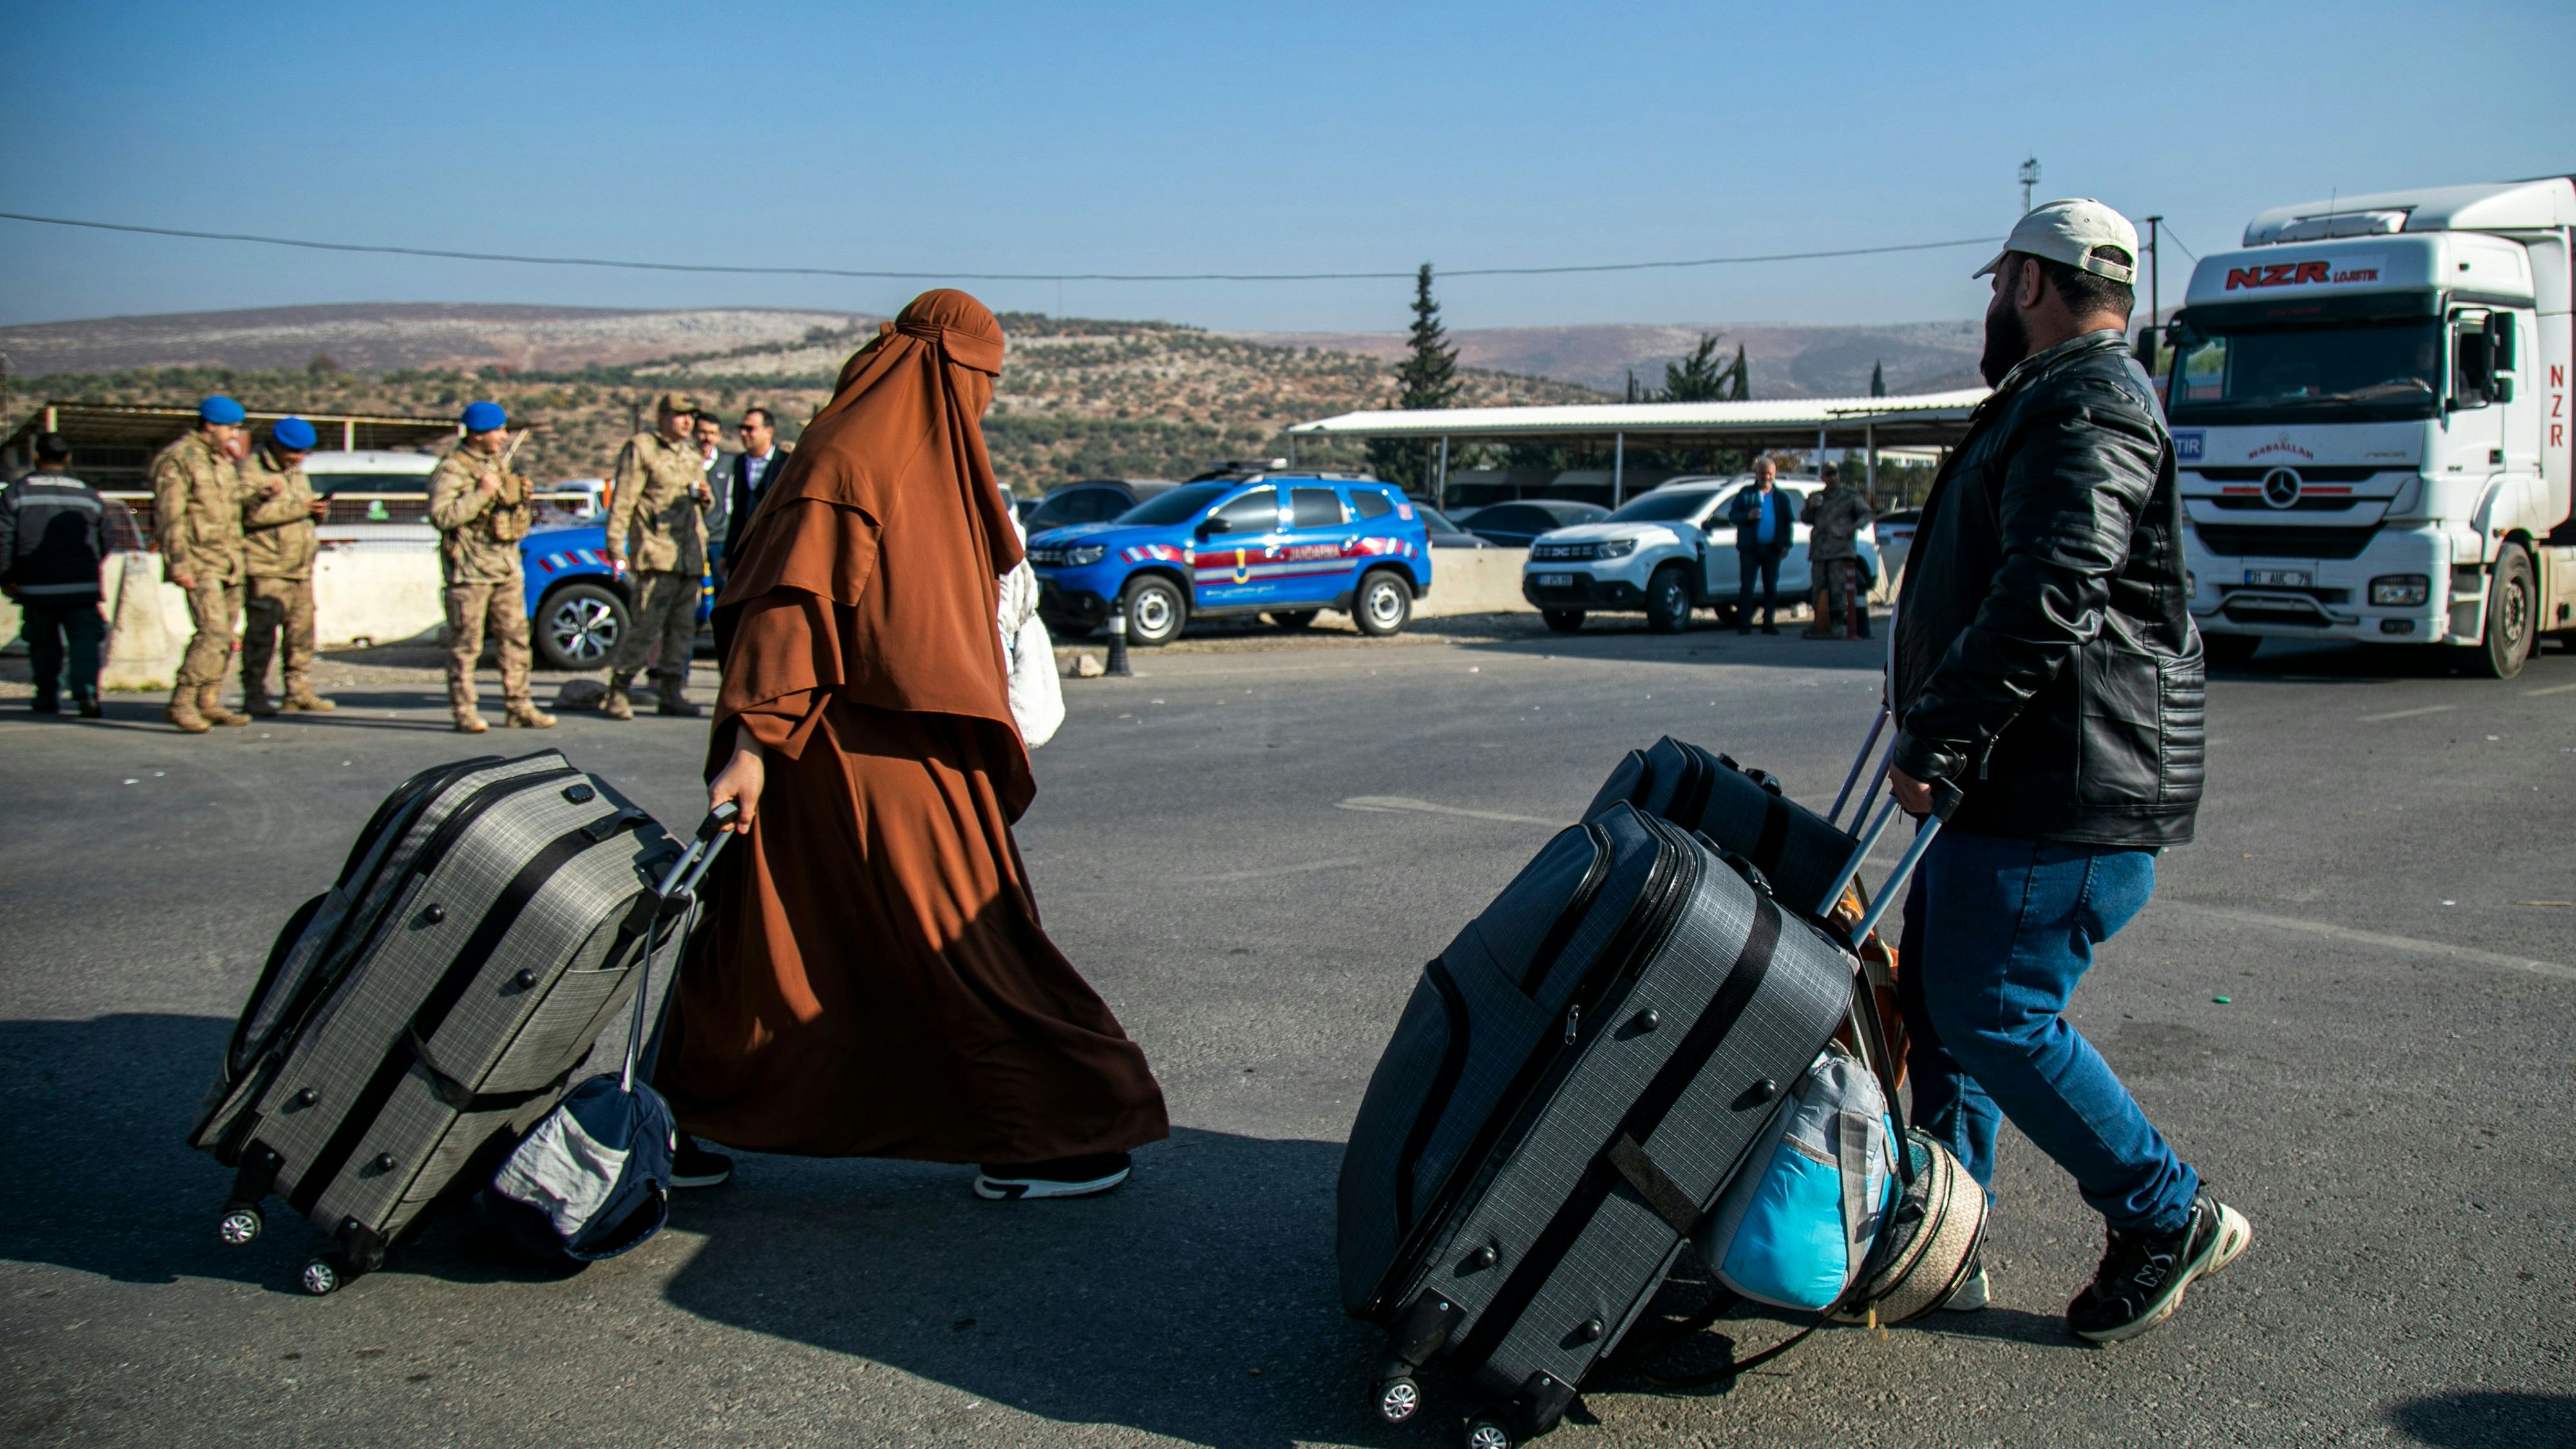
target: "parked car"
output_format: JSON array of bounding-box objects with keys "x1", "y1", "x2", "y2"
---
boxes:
[
  {"x1": 1021, "y1": 478, "x2": 1179, "y2": 533},
  {"x1": 1406, "y1": 499, "x2": 1495, "y2": 549},
  {"x1": 1520, "y1": 475, "x2": 1881, "y2": 633},
  {"x1": 517, "y1": 524, "x2": 723, "y2": 670},
  {"x1": 1027, "y1": 471, "x2": 1431, "y2": 645},
  {"x1": 1463, "y1": 499, "x2": 1609, "y2": 548}
]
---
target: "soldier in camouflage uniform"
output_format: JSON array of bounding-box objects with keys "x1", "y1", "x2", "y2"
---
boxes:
[
  {"x1": 238, "y1": 415, "x2": 337, "y2": 715},
  {"x1": 428, "y1": 401, "x2": 556, "y2": 734},
  {"x1": 1799, "y1": 462, "x2": 1877, "y2": 639},
  {"x1": 150, "y1": 395, "x2": 255, "y2": 732},
  {"x1": 601, "y1": 390, "x2": 712, "y2": 721}
]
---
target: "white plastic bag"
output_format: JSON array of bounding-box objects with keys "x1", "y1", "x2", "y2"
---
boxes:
[{"x1": 997, "y1": 555, "x2": 1064, "y2": 748}]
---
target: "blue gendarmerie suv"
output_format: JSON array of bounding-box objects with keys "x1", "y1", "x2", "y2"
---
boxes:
[{"x1": 1027, "y1": 468, "x2": 1432, "y2": 645}]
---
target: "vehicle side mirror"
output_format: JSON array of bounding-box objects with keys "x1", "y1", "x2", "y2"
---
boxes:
[
  {"x1": 2492, "y1": 375, "x2": 2515, "y2": 403},
  {"x1": 1197, "y1": 517, "x2": 1226, "y2": 538}
]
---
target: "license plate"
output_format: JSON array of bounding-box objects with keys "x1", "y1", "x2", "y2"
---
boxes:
[
  {"x1": 2243, "y1": 569, "x2": 2311, "y2": 587},
  {"x1": 1537, "y1": 573, "x2": 1575, "y2": 587}
]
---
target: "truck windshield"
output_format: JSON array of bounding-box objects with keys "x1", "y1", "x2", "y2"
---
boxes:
[
  {"x1": 2166, "y1": 320, "x2": 2439, "y2": 425},
  {"x1": 1113, "y1": 482, "x2": 1229, "y2": 526}
]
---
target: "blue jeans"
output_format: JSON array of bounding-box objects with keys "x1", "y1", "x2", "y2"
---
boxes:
[{"x1": 1896, "y1": 828, "x2": 2199, "y2": 1234}]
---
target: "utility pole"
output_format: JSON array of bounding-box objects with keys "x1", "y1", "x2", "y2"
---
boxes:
[
  {"x1": 2145, "y1": 214, "x2": 2164, "y2": 338},
  {"x1": 2018, "y1": 156, "x2": 2041, "y2": 214}
]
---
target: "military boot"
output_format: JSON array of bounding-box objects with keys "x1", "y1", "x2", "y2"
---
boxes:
[
  {"x1": 165, "y1": 686, "x2": 211, "y2": 734},
  {"x1": 281, "y1": 680, "x2": 337, "y2": 712},
  {"x1": 655, "y1": 676, "x2": 702, "y2": 717},
  {"x1": 453, "y1": 708, "x2": 491, "y2": 734},
  {"x1": 199, "y1": 685, "x2": 252, "y2": 727},
  {"x1": 243, "y1": 683, "x2": 280, "y2": 719},
  {"x1": 601, "y1": 673, "x2": 636, "y2": 721},
  {"x1": 505, "y1": 699, "x2": 557, "y2": 730}
]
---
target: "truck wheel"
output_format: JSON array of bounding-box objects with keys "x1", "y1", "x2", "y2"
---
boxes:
[
  {"x1": 1354, "y1": 570, "x2": 1412, "y2": 636},
  {"x1": 2466, "y1": 545, "x2": 2535, "y2": 679},
  {"x1": 1541, "y1": 609, "x2": 1586, "y2": 633},
  {"x1": 535, "y1": 582, "x2": 627, "y2": 670},
  {"x1": 1645, "y1": 565, "x2": 1693, "y2": 634},
  {"x1": 1121, "y1": 575, "x2": 1188, "y2": 647},
  {"x1": 1270, "y1": 611, "x2": 1318, "y2": 631},
  {"x1": 2202, "y1": 633, "x2": 2260, "y2": 668}
]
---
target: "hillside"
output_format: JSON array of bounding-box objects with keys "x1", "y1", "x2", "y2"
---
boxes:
[
  {"x1": 1249, "y1": 320, "x2": 1985, "y2": 398},
  {"x1": 17, "y1": 314, "x2": 1607, "y2": 493},
  {"x1": 0, "y1": 303, "x2": 867, "y2": 375}
]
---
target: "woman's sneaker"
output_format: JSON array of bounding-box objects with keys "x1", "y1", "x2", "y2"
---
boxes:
[
  {"x1": 2066, "y1": 1191, "x2": 2251, "y2": 1343},
  {"x1": 670, "y1": 1136, "x2": 734, "y2": 1189},
  {"x1": 974, "y1": 1152, "x2": 1132, "y2": 1201}
]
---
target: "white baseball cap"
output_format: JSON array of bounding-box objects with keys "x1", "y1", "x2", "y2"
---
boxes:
[{"x1": 1974, "y1": 198, "x2": 2139, "y2": 285}]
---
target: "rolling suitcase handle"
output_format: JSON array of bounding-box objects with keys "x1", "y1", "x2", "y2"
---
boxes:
[
  {"x1": 1815, "y1": 777, "x2": 1959, "y2": 954},
  {"x1": 1824, "y1": 703, "x2": 1891, "y2": 829},
  {"x1": 619, "y1": 801, "x2": 739, "y2": 1092}
]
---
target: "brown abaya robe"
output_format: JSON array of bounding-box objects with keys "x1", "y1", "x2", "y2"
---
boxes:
[{"x1": 653, "y1": 289, "x2": 1169, "y2": 1164}]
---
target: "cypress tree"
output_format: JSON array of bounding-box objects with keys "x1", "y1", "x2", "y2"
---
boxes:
[
  {"x1": 1726, "y1": 344, "x2": 1752, "y2": 401},
  {"x1": 1870, "y1": 359, "x2": 1886, "y2": 397},
  {"x1": 1368, "y1": 263, "x2": 1461, "y2": 492}
]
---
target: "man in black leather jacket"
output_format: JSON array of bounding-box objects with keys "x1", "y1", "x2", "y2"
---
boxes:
[{"x1": 1885, "y1": 200, "x2": 2251, "y2": 1343}]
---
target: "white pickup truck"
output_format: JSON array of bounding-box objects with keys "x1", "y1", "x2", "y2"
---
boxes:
[{"x1": 1519, "y1": 474, "x2": 1883, "y2": 632}]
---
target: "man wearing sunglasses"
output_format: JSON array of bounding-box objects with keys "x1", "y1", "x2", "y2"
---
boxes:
[{"x1": 720, "y1": 406, "x2": 787, "y2": 577}]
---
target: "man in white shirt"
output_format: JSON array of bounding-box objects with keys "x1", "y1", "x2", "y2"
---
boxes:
[{"x1": 721, "y1": 406, "x2": 787, "y2": 575}]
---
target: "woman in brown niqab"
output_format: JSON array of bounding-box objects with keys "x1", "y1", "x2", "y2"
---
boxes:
[{"x1": 653, "y1": 289, "x2": 1168, "y2": 1199}]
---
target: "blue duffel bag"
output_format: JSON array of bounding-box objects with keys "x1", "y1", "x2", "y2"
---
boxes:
[
  {"x1": 483, "y1": 1072, "x2": 677, "y2": 1262},
  {"x1": 1694, "y1": 1044, "x2": 1898, "y2": 1312}
]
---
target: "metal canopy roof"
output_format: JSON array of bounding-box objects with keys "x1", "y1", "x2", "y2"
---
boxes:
[
  {"x1": 3, "y1": 401, "x2": 467, "y2": 490},
  {"x1": 1286, "y1": 387, "x2": 1989, "y2": 449}
]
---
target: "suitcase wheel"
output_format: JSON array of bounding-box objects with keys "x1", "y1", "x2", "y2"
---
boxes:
[
  {"x1": 299, "y1": 1256, "x2": 343, "y2": 1296},
  {"x1": 215, "y1": 1206, "x2": 263, "y2": 1247},
  {"x1": 1464, "y1": 1416, "x2": 1517, "y2": 1449},
  {"x1": 1373, "y1": 1375, "x2": 1421, "y2": 1424}
]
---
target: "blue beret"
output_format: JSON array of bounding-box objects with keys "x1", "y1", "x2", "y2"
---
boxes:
[
  {"x1": 198, "y1": 395, "x2": 247, "y2": 426},
  {"x1": 272, "y1": 416, "x2": 317, "y2": 451},
  {"x1": 460, "y1": 401, "x2": 507, "y2": 433}
]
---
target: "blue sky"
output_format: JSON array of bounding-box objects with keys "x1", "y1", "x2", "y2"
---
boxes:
[{"x1": 2, "y1": 1, "x2": 2568, "y2": 334}]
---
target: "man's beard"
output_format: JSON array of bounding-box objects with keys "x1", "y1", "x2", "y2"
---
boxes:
[{"x1": 1980, "y1": 294, "x2": 2029, "y2": 387}]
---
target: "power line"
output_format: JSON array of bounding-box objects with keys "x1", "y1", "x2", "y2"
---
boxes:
[
  {"x1": 2157, "y1": 222, "x2": 2199, "y2": 263},
  {"x1": 0, "y1": 209, "x2": 1992, "y2": 283}
]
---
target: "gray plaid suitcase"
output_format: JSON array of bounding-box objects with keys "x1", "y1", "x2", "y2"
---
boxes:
[
  {"x1": 189, "y1": 750, "x2": 687, "y2": 1294},
  {"x1": 1338, "y1": 801, "x2": 1913, "y2": 1447}
]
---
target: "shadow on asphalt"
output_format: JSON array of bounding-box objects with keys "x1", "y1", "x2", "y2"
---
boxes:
[
  {"x1": 2384, "y1": 1391, "x2": 2576, "y2": 1448},
  {"x1": 659, "y1": 1126, "x2": 1405, "y2": 1449},
  {"x1": 0, "y1": 1012, "x2": 601, "y2": 1294}
]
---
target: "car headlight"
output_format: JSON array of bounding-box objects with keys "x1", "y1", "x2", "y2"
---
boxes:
[
  {"x1": 2369, "y1": 574, "x2": 2429, "y2": 607},
  {"x1": 1063, "y1": 544, "x2": 1108, "y2": 567},
  {"x1": 1594, "y1": 538, "x2": 1638, "y2": 559}
]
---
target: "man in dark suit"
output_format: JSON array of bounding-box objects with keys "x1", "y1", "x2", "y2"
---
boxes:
[
  {"x1": 694, "y1": 410, "x2": 737, "y2": 551},
  {"x1": 1725, "y1": 457, "x2": 1800, "y2": 634},
  {"x1": 719, "y1": 406, "x2": 788, "y2": 578}
]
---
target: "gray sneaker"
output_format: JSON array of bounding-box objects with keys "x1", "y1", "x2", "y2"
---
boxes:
[{"x1": 1940, "y1": 1261, "x2": 1990, "y2": 1312}]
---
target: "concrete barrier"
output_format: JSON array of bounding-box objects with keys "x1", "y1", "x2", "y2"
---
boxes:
[
  {"x1": 312, "y1": 547, "x2": 446, "y2": 648},
  {"x1": 1416, "y1": 547, "x2": 1535, "y2": 618}
]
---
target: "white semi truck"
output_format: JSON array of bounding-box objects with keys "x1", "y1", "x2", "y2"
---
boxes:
[{"x1": 2165, "y1": 176, "x2": 2575, "y2": 677}]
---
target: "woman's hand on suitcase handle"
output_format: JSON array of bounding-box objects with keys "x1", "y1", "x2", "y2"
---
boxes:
[{"x1": 710, "y1": 736, "x2": 765, "y2": 833}]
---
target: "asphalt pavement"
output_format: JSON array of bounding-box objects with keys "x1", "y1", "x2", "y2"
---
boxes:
[{"x1": 3, "y1": 625, "x2": 2571, "y2": 1448}]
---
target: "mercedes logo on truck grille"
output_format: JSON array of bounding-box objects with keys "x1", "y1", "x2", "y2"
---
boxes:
[{"x1": 2261, "y1": 468, "x2": 2303, "y2": 508}]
